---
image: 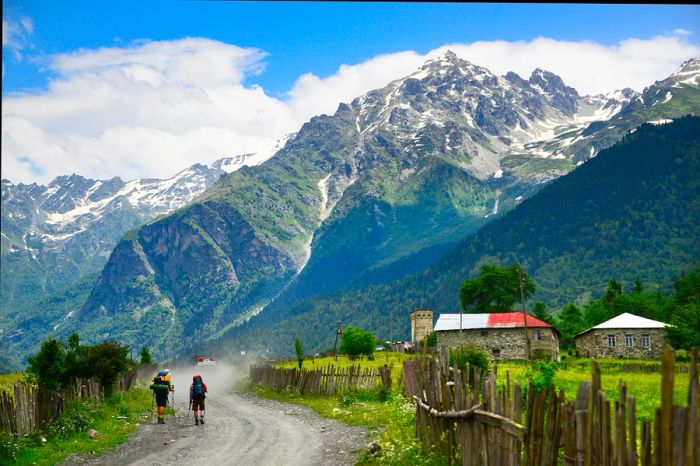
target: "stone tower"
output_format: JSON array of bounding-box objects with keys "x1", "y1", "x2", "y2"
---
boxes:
[{"x1": 410, "y1": 309, "x2": 434, "y2": 343}]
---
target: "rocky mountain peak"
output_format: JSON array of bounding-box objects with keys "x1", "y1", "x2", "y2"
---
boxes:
[
  {"x1": 675, "y1": 57, "x2": 700, "y2": 74},
  {"x1": 667, "y1": 57, "x2": 700, "y2": 87},
  {"x1": 528, "y1": 68, "x2": 579, "y2": 115}
]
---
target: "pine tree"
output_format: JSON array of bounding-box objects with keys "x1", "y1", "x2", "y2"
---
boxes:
[{"x1": 294, "y1": 338, "x2": 304, "y2": 369}]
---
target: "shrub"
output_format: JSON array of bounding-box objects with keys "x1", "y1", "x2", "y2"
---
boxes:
[
  {"x1": 525, "y1": 360, "x2": 559, "y2": 394},
  {"x1": 449, "y1": 345, "x2": 491, "y2": 375},
  {"x1": 339, "y1": 326, "x2": 375, "y2": 359},
  {"x1": 338, "y1": 392, "x2": 357, "y2": 407},
  {"x1": 424, "y1": 332, "x2": 438, "y2": 347}
]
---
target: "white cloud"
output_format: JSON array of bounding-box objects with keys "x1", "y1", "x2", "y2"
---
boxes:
[
  {"x1": 2, "y1": 16, "x2": 34, "y2": 60},
  {"x1": 2, "y1": 34, "x2": 699, "y2": 184},
  {"x1": 673, "y1": 28, "x2": 693, "y2": 37}
]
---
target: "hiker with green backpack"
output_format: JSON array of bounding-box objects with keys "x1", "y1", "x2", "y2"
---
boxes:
[
  {"x1": 150, "y1": 369, "x2": 174, "y2": 424},
  {"x1": 189, "y1": 374, "x2": 208, "y2": 425}
]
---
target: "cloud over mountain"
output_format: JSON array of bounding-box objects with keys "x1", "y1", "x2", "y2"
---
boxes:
[{"x1": 2, "y1": 33, "x2": 699, "y2": 184}]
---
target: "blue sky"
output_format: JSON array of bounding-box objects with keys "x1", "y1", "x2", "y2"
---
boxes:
[
  {"x1": 4, "y1": 2, "x2": 700, "y2": 97},
  {"x1": 2, "y1": 2, "x2": 700, "y2": 184}
]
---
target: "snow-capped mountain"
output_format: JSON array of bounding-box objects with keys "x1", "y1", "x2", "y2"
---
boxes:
[
  {"x1": 1, "y1": 150, "x2": 272, "y2": 308},
  {"x1": 345, "y1": 51, "x2": 639, "y2": 184}
]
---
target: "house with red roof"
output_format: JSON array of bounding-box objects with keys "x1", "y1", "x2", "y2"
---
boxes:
[{"x1": 418, "y1": 311, "x2": 559, "y2": 360}]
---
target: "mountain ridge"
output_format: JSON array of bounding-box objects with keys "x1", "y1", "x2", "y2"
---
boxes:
[{"x1": 3, "y1": 52, "x2": 698, "y2": 362}]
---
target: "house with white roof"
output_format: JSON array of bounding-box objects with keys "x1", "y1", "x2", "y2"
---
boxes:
[
  {"x1": 421, "y1": 311, "x2": 559, "y2": 360},
  {"x1": 574, "y1": 312, "x2": 668, "y2": 358}
]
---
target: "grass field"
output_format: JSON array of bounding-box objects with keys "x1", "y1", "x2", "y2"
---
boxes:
[
  {"x1": 495, "y1": 358, "x2": 689, "y2": 421},
  {"x1": 1, "y1": 386, "x2": 153, "y2": 465},
  {"x1": 275, "y1": 351, "x2": 417, "y2": 388},
  {"x1": 0, "y1": 372, "x2": 25, "y2": 395}
]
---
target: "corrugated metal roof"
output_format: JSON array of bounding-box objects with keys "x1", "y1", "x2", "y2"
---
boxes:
[
  {"x1": 578, "y1": 313, "x2": 667, "y2": 336},
  {"x1": 434, "y1": 312, "x2": 553, "y2": 331}
]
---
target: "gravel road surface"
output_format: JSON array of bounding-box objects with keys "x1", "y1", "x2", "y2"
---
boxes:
[{"x1": 65, "y1": 368, "x2": 368, "y2": 466}]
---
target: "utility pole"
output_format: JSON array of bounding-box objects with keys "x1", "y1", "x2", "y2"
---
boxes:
[
  {"x1": 387, "y1": 309, "x2": 393, "y2": 362},
  {"x1": 333, "y1": 321, "x2": 343, "y2": 361},
  {"x1": 519, "y1": 266, "x2": 532, "y2": 360}
]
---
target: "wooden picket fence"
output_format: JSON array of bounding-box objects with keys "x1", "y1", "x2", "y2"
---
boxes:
[
  {"x1": 405, "y1": 346, "x2": 700, "y2": 466},
  {"x1": 249, "y1": 363, "x2": 392, "y2": 395},
  {"x1": 0, "y1": 370, "x2": 137, "y2": 435}
]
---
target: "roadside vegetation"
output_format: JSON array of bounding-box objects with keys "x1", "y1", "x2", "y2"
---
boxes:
[
  {"x1": 1, "y1": 334, "x2": 155, "y2": 465},
  {"x1": 1, "y1": 387, "x2": 152, "y2": 465}
]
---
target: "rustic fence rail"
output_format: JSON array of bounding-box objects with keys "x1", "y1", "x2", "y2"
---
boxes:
[
  {"x1": 0, "y1": 370, "x2": 137, "y2": 435},
  {"x1": 249, "y1": 363, "x2": 392, "y2": 395},
  {"x1": 404, "y1": 346, "x2": 699, "y2": 466}
]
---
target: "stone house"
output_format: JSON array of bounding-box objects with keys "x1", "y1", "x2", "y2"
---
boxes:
[
  {"x1": 574, "y1": 312, "x2": 668, "y2": 358},
  {"x1": 414, "y1": 311, "x2": 559, "y2": 360}
]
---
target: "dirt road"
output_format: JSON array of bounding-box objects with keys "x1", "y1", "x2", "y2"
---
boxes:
[{"x1": 67, "y1": 367, "x2": 368, "y2": 466}]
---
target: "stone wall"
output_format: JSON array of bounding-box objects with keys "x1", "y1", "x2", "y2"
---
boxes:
[
  {"x1": 436, "y1": 327, "x2": 559, "y2": 360},
  {"x1": 410, "y1": 309, "x2": 434, "y2": 343},
  {"x1": 575, "y1": 328, "x2": 666, "y2": 358}
]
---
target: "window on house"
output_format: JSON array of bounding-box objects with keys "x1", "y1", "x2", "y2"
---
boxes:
[
  {"x1": 642, "y1": 334, "x2": 650, "y2": 348},
  {"x1": 534, "y1": 329, "x2": 543, "y2": 340},
  {"x1": 492, "y1": 349, "x2": 501, "y2": 358},
  {"x1": 625, "y1": 334, "x2": 634, "y2": 347},
  {"x1": 608, "y1": 335, "x2": 616, "y2": 347},
  {"x1": 481, "y1": 330, "x2": 488, "y2": 336}
]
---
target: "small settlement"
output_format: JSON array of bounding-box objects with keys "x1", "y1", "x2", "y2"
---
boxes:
[{"x1": 411, "y1": 309, "x2": 670, "y2": 360}]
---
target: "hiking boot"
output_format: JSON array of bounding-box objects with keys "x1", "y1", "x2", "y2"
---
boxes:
[
  {"x1": 158, "y1": 417, "x2": 164, "y2": 424},
  {"x1": 199, "y1": 414, "x2": 205, "y2": 425},
  {"x1": 195, "y1": 419, "x2": 199, "y2": 425}
]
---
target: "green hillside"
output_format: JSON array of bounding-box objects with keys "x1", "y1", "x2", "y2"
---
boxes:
[{"x1": 215, "y1": 116, "x2": 700, "y2": 357}]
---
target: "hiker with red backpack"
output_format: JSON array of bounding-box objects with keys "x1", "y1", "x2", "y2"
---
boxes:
[{"x1": 189, "y1": 374, "x2": 208, "y2": 425}]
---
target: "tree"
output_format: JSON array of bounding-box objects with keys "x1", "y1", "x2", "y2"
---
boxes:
[
  {"x1": 67, "y1": 332, "x2": 81, "y2": 351},
  {"x1": 665, "y1": 304, "x2": 700, "y2": 350},
  {"x1": 583, "y1": 300, "x2": 610, "y2": 328},
  {"x1": 79, "y1": 341, "x2": 131, "y2": 396},
  {"x1": 603, "y1": 278, "x2": 624, "y2": 315},
  {"x1": 674, "y1": 266, "x2": 700, "y2": 305},
  {"x1": 632, "y1": 276, "x2": 645, "y2": 294},
  {"x1": 664, "y1": 268, "x2": 700, "y2": 350},
  {"x1": 557, "y1": 303, "x2": 584, "y2": 345},
  {"x1": 533, "y1": 301, "x2": 551, "y2": 323},
  {"x1": 294, "y1": 338, "x2": 304, "y2": 369},
  {"x1": 339, "y1": 326, "x2": 375, "y2": 359},
  {"x1": 459, "y1": 264, "x2": 536, "y2": 313},
  {"x1": 140, "y1": 347, "x2": 153, "y2": 365},
  {"x1": 27, "y1": 338, "x2": 67, "y2": 393}
]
